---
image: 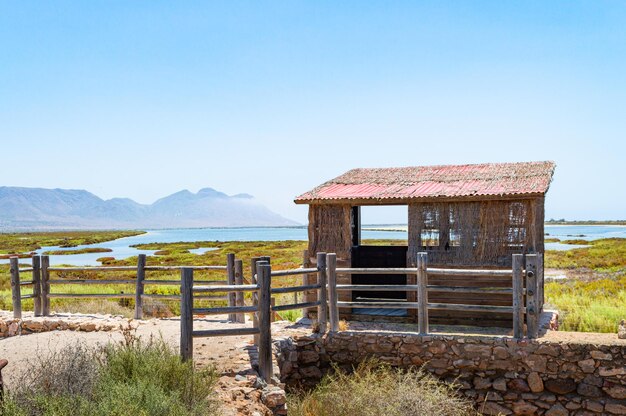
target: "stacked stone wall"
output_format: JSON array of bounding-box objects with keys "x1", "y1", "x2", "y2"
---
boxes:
[{"x1": 275, "y1": 333, "x2": 626, "y2": 415}]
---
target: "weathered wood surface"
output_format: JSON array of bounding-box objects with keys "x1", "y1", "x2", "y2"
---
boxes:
[
  {"x1": 180, "y1": 268, "x2": 193, "y2": 361},
  {"x1": 226, "y1": 253, "x2": 236, "y2": 322},
  {"x1": 192, "y1": 327, "x2": 260, "y2": 338},
  {"x1": 32, "y1": 256, "x2": 42, "y2": 316},
  {"x1": 257, "y1": 262, "x2": 273, "y2": 382},
  {"x1": 47, "y1": 279, "x2": 136, "y2": 285},
  {"x1": 47, "y1": 293, "x2": 135, "y2": 299},
  {"x1": 193, "y1": 305, "x2": 258, "y2": 315},
  {"x1": 134, "y1": 254, "x2": 146, "y2": 319},
  {"x1": 512, "y1": 253, "x2": 524, "y2": 339},
  {"x1": 417, "y1": 252, "x2": 429, "y2": 334},
  {"x1": 10, "y1": 257, "x2": 21, "y2": 319},
  {"x1": 316, "y1": 252, "x2": 327, "y2": 333},
  {"x1": 337, "y1": 301, "x2": 420, "y2": 309},
  {"x1": 327, "y1": 253, "x2": 339, "y2": 332},
  {"x1": 525, "y1": 254, "x2": 538, "y2": 339},
  {"x1": 271, "y1": 268, "x2": 318, "y2": 277},
  {"x1": 193, "y1": 284, "x2": 258, "y2": 293},
  {"x1": 270, "y1": 284, "x2": 321, "y2": 294},
  {"x1": 41, "y1": 255, "x2": 50, "y2": 316},
  {"x1": 235, "y1": 259, "x2": 245, "y2": 323},
  {"x1": 250, "y1": 257, "x2": 260, "y2": 345},
  {"x1": 272, "y1": 301, "x2": 320, "y2": 312}
]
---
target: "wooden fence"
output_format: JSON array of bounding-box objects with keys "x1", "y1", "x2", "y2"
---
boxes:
[
  {"x1": 8, "y1": 254, "x2": 235, "y2": 319},
  {"x1": 9, "y1": 251, "x2": 544, "y2": 381}
]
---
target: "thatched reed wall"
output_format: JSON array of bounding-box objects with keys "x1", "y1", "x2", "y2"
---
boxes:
[
  {"x1": 307, "y1": 204, "x2": 352, "y2": 263},
  {"x1": 407, "y1": 198, "x2": 543, "y2": 267}
]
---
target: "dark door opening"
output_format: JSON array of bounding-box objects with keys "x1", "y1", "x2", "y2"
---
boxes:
[{"x1": 351, "y1": 245, "x2": 408, "y2": 317}]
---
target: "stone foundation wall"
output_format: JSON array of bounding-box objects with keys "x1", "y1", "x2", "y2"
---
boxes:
[
  {"x1": 0, "y1": 311, "x2": 122, "y2": 337},
  {"x1": 275, "y1": 332, "x2": 626, "y2": 415}
]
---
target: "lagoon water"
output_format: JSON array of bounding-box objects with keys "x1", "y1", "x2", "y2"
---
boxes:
[{"x1": 3, "y1": 225, "x2": 624, "y2": 266}]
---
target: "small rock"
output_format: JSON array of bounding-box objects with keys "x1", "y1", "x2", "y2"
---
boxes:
[
  {"x1": 512, "y1": 400, "x2": 538, "y2": 415},
  {"x1": 482, "y1": 402, "x2": 512, "y2": 415},
  {"x1": 493, "y1": 378, "x2": 507, "y2": 391},
  {"x1": 508, "y1": 378, "x2": 530, "y2": 393},
  {"x1": 578, "y1": 358, "x2": 596, "y2": 373},
  {"x1": 577, "y1": 382, "x2": 602, "y2": 398},
  {"x1": 604, "y1": 385, "x2": 626, "y2": 400},
  {"x1": 606, "y1": 402, "x2": 626, "y2": 415},
  {"x1": 545, "y1": 403, "x2": 568, "y2": 416},
  {"x1": 527, "y1": 372, "x2": 544, "y2": 393},
  {"x1": 618, "y1": 319, "x2": 626, "y2": 339},
  {"x1": 545, "y1": 378, "x2": 576, "y2": 395}
]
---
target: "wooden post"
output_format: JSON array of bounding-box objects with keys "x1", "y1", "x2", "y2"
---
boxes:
[
  {"x1": 512, "y1": 253, "x2": 524, "y2": 339},
  {"x1": 416, "y1": 252, "x2": 428, "y2": 335},
  {"x1": 251, "y1": 257, "x2": 260, "y2": 345},
  {"x1": 134, "y1": 254, "x2": 146, "y2": 320},
  {"x1": 301, "y1": 249, "x2": 311, "y2": 318},
  {"x1": 32, "y1": 256, "x2": 42, "y2": 316},
  {"x1": 257, "y1": 262, "x2": 273, "y2": 383},
  {"x1": 537, "y1": 252, "x2": 544, "y2": 313},
  {"x1": 316, "y1": 252, "x2": 327, "y2": 333},
  {"x1": 180, "y1": 267, "x2": 194, "y2": 361},
  {"x1": 235, "y1": 259, "x2": 245, "y2": 323},
  {"x1": 226, "y1": 253, "x2": 236, "y2": 322},
  {"x1": 10, "y1": 257, "x2": 21, "y2": 319},
  {"x1": 525, "y1": 254, "x2": 539, "y2": 339},
  {"x1": 41, "y1": 255, "x2": 50, "y2": 316},
  {"x1": 327, "y1": 253, "x2": 339, "y2": 332}
]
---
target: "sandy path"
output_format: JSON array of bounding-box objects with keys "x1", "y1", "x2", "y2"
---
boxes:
[{"x1": 0, "y1": 314, "x2": 257, "y2": 389}]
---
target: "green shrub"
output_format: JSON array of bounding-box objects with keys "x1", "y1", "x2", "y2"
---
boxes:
[
  {"x1": 288, "y1": 360, "x2": 479, "y2": 416},
  {"x1": 2, "y1": 335, "x2": 219, "y2": 416}
]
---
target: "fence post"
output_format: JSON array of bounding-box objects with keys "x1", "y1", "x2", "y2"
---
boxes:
[
  {"x1": 226, "y1": 253, "x2": 236, "y2": 322},
  {"x1": 180, "y1": 267, "x2": 194, "y2": 361},
  {"x1": 326, "y1": 253, "x2": 339, "y2": 332},
  {"x1": 10, "y1": 257, "x2": 21, "y2": 319},
  {"x1": 537, "y1": 252, "x2": 544, "y2": 313},
  {"x1": 512, "y1": 253, "x2": 524, "y2": 339},
  {"x1": 235, "y1": 259, "x2": 245, "y2": 323},
  {"x1": 32, "y1": 256, "x2": 42, "y2": 316},
  {"x1": 251, "y1": 257, "x2": 261, "y2": 345},
  {"x1": 302, "y1": 249, "x2": 311, "y2": 318},
  {"x1": 257, "y1": 261, "x2": 273, "y2": 383},
  {"x1": 41, "y1": 255, "x2": 50, "y2": 316},
  {"x1": 316, "y1": 252, "x2": 327, "y2": 333},
  {"x1": 134, "y1": 254, "x2": 146, "y2": 320},
  {"x1": 417, "y1": 252, "x2": 428, "y2": 335},
  {"x1": 525, "y1": 254, "x2": 539, "y2": 339}
]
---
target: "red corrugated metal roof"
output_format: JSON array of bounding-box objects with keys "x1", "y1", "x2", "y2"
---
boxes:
[{"x1": 295, "y1": 161, "x2": 555, "y2": 204}]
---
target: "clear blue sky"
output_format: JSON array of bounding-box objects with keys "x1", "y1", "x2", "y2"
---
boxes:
[{"x1": 1, "y1": 1, "x2": 625, "y2": 224}]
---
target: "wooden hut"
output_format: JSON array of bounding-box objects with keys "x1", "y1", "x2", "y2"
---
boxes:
[{"x1": 295, "y1": 161, "x2": 555, "y2": 326}]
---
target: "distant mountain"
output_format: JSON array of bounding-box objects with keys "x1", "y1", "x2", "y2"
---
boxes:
[{"x1": 0, "y1": 186, "x2": 299, "y2": 230}]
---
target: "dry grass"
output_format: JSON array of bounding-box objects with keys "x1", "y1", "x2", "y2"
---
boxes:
[{"x1": 287, "y1": 360, "x2": 479, "y2": 416}]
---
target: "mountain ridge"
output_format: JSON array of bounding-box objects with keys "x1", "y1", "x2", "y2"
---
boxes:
[{"x1": 0, "y1": 186, "x2": 299, "y2": 230}]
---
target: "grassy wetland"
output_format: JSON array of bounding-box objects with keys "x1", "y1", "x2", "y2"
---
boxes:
[{"x1": 1, "y1": 231, "x2": 625, "y2": 333}]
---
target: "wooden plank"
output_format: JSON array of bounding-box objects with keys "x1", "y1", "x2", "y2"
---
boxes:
[
  {"x1": 47, "y1": 293, "x2": 135, "y2": 299},
  {"x1": 251, "y1": 257, "x2": 260, "y2": 345},
  {"x1": 336, "y1": 284, "x2": 420, "y2": 292},
  {"x1": 426, "y1": 268, "x2": 512, "y2": 277},
  {"x1": 427, "y1": 303, "x2": 515, "y2": 313},
  {"x1": 427, "y1": 285, "x2": 513, "y2": 294},
  {"x1": 272, "y1": 301, "x2": 320, "y2": 312},
  {"x1": 270, "y1": 284, "x2": 321, "y2": 294},
  {"x1": 142, "y1": 279, "x2": 227, "y2": 285},
  {"x1": 32, "y1": 256, "x2": 42, "y2": 316},
  {"x1": 226, "y1": 253, "x2": 236, "y2": 322},
  {"x1": 327, "y1": 253, "x2": 339, "y2": 332},
  {"x1": 134, "y1": 254, "x2": 146, "y2": 319},
  {"x1": 47, "y1": 266, "x2": 136, "y2": 271},
  {"x1": 19, "y1": 280, "x2": 36, "y2": 286},
  {"x1": 301, "y1": 250, "x2": 311, "y2": 318},
  {"x1": 180, "y1": 268, "x2": 193, "y2": 362},
  {"x1": 525, "y1": 254, "x2": 538, "y2": 339},
  {"x1": 316, "y1": 252, "x2": 327, "y2": 333},
  {"x1": 336, "y1": 267, "x2": 417, "y2": 274},
  {"x1": 18, "y1": 268, "x2": 33, "y2": 273},
  {"x1": 537, "y1": 252, "x2": 544, "y2": 313},
  {"x1": 193, "y1": 305, "x2": 258, "y2": 315},
  {"x1": 271, "y1": 268, "x2": 318, "y2": 277},
  {"x1": 193, "y1": 284, "x2": 258, "y2": 293},
  {"x1": 144, "y1": 265, "x2": 227, "y2": 270},
  {"x1": 47, "y1": 279, "x2": 136, "y2": 285},
  {"x1": 41, "y1": 255, "x2": 50, "y2": 316},
  {"x1": 417, "y1": 252, "x2": 429, "y2": 334},
  {"x1": 10, "y1": 257, "x2": 21, "y2": 319},
  {"x1": 235, "y1": 259, "x2": 245, "y2": 323},
  {"x1": 257, "y1": 263, "x2": 273, "y2": 383},
  {"x1": 192, "y1": 327, "x2": 260, "y2": 338},
  {"x1": 512, "y1": 254, "x2": 524, "y2": 339},
  {"x1": 337, "y1": 301, "x2": 420, "y2": 309}
]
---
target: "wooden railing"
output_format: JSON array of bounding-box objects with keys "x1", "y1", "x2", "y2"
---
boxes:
[{"x1": 8, "y1": 254, "x2": 234, "y2": 319}]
